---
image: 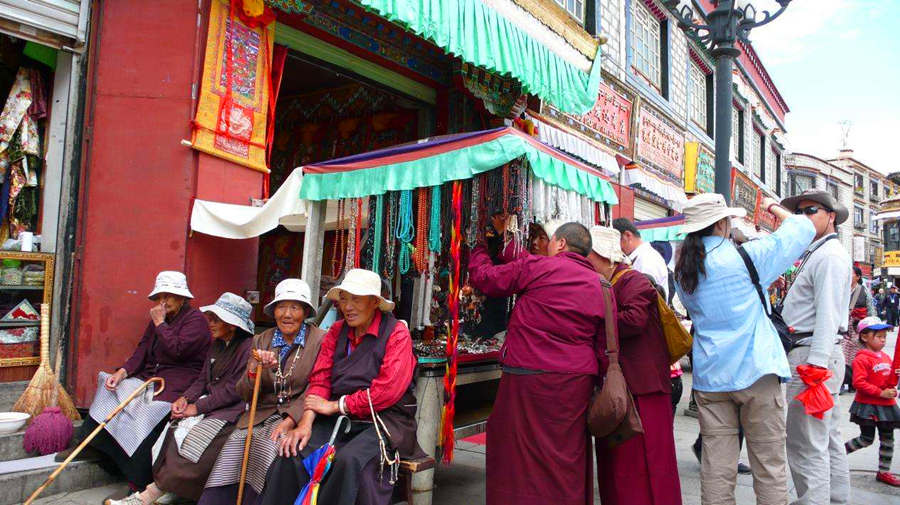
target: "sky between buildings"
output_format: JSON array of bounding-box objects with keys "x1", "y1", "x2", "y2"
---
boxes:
[{"x1": 745, "y1": 0, "x2": 900, "y2": 174}]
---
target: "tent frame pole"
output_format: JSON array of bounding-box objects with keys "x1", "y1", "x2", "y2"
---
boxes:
[{"x1": 302, "y1": 200, "x2": 327, "y2": 305}]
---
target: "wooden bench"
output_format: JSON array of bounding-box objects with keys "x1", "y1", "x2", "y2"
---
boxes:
[{"x1": 393, "y1": 456, "x2": 436, "y2": 504}]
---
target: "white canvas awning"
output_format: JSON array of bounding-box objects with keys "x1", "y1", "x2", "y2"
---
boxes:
[
  {"x1": 190, "y1": 168, "x2": 365, "y2": 239},
  {"x1": 875, "y1": 210, "x2": 900, "y2": 221}
]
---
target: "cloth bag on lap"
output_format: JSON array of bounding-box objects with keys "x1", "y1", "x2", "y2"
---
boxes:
[
  {"x1": 588, "y1": 280, "x2": 643, "y2": 445},
  {"x1": 89, "y1": 372, "x2": 171, "y2": 456}
]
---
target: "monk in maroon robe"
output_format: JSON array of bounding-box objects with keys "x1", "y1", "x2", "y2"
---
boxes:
[
  {"x1": 469, "y1": 222, "x2": 611, "y2": 505},
  {"x1": 588, "y1": 226, "x2": 682, "y2": 505}
]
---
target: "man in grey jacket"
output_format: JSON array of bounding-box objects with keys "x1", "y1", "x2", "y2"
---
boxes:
[{"x1": 780, "y1": 190, "x2": 852, "y2": 505}]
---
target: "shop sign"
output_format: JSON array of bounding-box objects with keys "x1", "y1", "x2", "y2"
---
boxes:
[
  {"x1": 731, "y1": 168, "x2": 757, "y2": 220},
  {"x1": 637, "y1": 108, "x2": 685, "y2": 179},
  {"x1": 581, "y1": 82, "x2": 632, "y2": 148},
  {"x1": 754, "y1": 193, "x2": 776, "y2": 231},
  {"x1": 853, "y1": 236, "x2": 866, "y2": 262},
  {"x1": 875, "y1": 246, "x2": 884, "y2": 268},
  {"x1": 683, "y1": 142, "x2": 715, "y2": 194},
  {"x1": 855, "y1": 262, "x2": 873, "y2": 277},
  {"x1": 882, "y1": 250, "x2": 900, "y2": 268}
]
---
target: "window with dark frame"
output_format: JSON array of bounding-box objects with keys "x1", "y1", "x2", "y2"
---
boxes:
[
  {"x1": 854, "y1": 205, "x2": 865, "y2": 229},
  {"x1": 632, "y1": 1, "x2": 666, "y2": 96},
  {"x1": 731, "y1": 107, "x2": 745, "y2": 164},
  {"x1": 554, "y1": 0, "x2": 586, "y2": 24},
  {"x1": 689, "y1": 62, "x2": 712, "y2": 133}
]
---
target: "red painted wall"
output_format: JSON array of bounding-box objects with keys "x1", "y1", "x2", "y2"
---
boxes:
[
  {"x1": 612, "y1": 183, "x2": 635, "y2": 221},
  {"x1": 70, "y1": 1, "x2": 261, "y2": 406}
]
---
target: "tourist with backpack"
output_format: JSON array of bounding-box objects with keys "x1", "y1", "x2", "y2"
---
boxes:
[{"x1": 674, "y1": 193, "x2": 814, "y2": 505}]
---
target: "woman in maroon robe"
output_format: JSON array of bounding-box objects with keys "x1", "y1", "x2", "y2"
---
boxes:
[{"x1": 588, "y1": 226, "x2": 682, "y2": 505}]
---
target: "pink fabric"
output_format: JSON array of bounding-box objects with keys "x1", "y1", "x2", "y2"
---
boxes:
[
  {"x1": 487, "y1": 372, "x2": 594, "y2": 505},
  {"x1": 468, "y1": 245, "x2": 611, "y2": 375},
  {"x1": 595, "y1": 393, "x2": 682, "y2": 505}
]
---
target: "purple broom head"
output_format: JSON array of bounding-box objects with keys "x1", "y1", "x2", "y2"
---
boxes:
[{"x1": 23, "y1": 407, "x2": 73, "y2": 455}]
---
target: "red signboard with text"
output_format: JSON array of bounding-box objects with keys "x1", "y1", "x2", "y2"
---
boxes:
[
  {"x1": 637, "y1": 108, "x2": 685, "y2": 179},
  {"x1": 581, "y1": 82, "x2": 632, "y2": 148},
  {"x1": 755, "y1": 192, "x2": 777, "y2": 231}
]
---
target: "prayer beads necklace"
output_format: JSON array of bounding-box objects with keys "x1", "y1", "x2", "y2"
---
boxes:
[
  {"x1": 274, "y1": 324, "x2": 308, "y2": 405},
  {"x1": 413, "y1": 188, "x2": 429, "y2": 273}
]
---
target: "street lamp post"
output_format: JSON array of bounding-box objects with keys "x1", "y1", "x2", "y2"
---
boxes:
[{"x1": 664, "y1": 0, "x2": 791, "y2": 202}]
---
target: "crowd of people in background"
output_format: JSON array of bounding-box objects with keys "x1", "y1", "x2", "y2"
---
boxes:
[{"x1": 53, "y1": 187, "x2": 900, "y2": 505}]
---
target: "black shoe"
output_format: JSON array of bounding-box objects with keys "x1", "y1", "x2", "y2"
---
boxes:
[
  {"x1": 737, "y1": 462, "x2": 751, "y2": 474},
  {"x1": 691, "y1": 442, "x2": 701, "y2": 463},
  {"x1": 54, "y1": 444, "x2": 102, "y2": 462}
]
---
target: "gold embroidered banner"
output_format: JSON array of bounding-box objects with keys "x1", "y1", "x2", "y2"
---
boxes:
[{"x1": 191, "y1": 0, "x2": 274, "y2": 173}]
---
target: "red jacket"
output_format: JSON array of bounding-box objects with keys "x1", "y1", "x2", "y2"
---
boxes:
[{"x1": 852, "y1": 349, "x2": 899, "y2": 407}]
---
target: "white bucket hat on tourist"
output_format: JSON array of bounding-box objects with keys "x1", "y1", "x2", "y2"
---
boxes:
[
  {"x1": 681, "y1": 193, "x2": 746, "y2": 235},
  {"x1": 200, "y1": 292, "x2": 255, "y2": 335},
  {"x1": 541, "y1": 219, "x2": 565, "y2": 240},
  {"x1": 326, "y1": 268, "x2": 395, "y2": 312},
  {"x1": 147, "y1": 271, "x2": 194, "y2": 300},
  {"x1": 590, "y1": 226, "x2": 626, "y2": 263},
  {"x1": 264, "y1": 278, "x2": 316, "y2": 317}
]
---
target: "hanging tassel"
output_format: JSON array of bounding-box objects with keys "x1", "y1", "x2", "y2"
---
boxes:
[{"x1": 441, "y1": 181, "x2": 463, "y2": 463}]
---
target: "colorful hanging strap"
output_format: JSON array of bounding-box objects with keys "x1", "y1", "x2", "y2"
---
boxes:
[{"x1": 441, "y1": 180, "x2": 463, "y2": 463}]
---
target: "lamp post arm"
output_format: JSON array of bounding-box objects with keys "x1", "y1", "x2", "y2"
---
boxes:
[{"x1": 737, "y1": 3, "x2": 790, "y2": 41}]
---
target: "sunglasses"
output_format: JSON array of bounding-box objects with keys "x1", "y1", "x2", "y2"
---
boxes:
[{"x1": 793, "y1": 205, "x2": 829, "y2": 216}]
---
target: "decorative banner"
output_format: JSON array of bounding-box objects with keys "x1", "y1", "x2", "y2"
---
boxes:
[
  {"x1": 731, "y1": 168, "x2": 757, "y2": 220},
  {"x1": 683, "y1": 142, "x2": 715, "y2": 194},
  {"x1": 637, "y1": 107, "x2": 685, "y2": 179},
  {"x1": 191, "y1": 0, "x2": 274, "y2": 173},
  {"x1": 754, "y1": 192, "x2": 776, "y2": 231},
  {"x1": 875, "y1": 246, "x2": 884, "y2": 268},
  {"x1": 580, "y1": 82, "x2": 632, "y2": 148}
]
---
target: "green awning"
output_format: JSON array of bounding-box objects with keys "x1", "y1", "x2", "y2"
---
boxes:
[
  {"x1": 299, "y1": 127, "x2": 618, "y2": 204},
  {"x1": 356, "y1": 0, "x2": 604, "y2": 115}
]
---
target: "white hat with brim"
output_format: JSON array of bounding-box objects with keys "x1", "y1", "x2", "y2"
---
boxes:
[
  {"x1": 541, "y1": 219, "x2": 565, "y2": 240},
  {"x1": 326, "y1": 268, "x2": 395, "y2": 312},
  {"x1": 264, "y1": 278, "x2": 316, "y2": 317},
  {"x1": 201, "y1": 292, "x2": 255, "y2": 335},
  {"x1": 681, "y1": 193, "x2": 746, "y2": 235},
  {"x1": 590, "y1": 226, "x2": 626, "y2": 263},
  {"x1": 148, "y1": 271, "x2": 194, "y2": 300}
]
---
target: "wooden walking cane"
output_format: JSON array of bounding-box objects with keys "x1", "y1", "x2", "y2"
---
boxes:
[
  {"x1": 237, "y1": 354, "x2": 263, "y2": 505},
  {"x1": 24, "y1": 377, "x2": 166, "y2": 505}
]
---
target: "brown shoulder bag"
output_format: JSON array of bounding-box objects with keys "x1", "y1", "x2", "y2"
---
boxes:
[{"x1": 588, "y1": 279, "x2": 644, "y2": 446}]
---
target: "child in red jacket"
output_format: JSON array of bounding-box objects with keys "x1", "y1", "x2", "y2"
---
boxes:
[{"x1": 844, "y1": 317, "x2": 900, "y2": 487}]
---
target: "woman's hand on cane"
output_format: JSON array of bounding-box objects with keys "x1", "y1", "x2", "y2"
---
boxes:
[{"x1": 255, "y1": 350, "x2": 279, "y2": 370}]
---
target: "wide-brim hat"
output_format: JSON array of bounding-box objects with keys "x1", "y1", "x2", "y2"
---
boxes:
[
  {"x1": 857, "y1": 316, "x2": 892, "y2": 333},
  {"x1": 326, "y1": 268, "x2": 395, "y2": 312},
  {"x1": 148, "y1": 271, "x2": 194, "y2": 300},
  {"x1": 681, "y1": 193, "x2": 746, "y2": 234},
  {"x1": 200, "y1": 292, "x2": 255, "y2": 334},
  {"x1": 264, "y1": 278, "x2": 316, "y2": 317},
  {"x1": 590, "y1": 226, "x2": 626, "y2": 263},
  {"x1": 779, "y1": 190, "x2": 848, "y2": 225}
]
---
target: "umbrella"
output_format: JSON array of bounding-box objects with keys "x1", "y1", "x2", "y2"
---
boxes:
[{"x1": 294, "y1": 415, "x2": 351, "y2": 505}]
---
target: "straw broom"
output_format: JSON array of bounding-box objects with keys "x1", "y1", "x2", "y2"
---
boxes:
[{"x1": 13, "y1": 303, "x2": 80, "y2": 421}]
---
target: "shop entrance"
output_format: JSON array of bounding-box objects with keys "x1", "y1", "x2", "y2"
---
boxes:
[{"x1": 256, "y1": 50, "x2": 435, "y2": 323}]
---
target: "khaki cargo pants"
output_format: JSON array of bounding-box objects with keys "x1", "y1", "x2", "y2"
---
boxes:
[{"x1": 695, "y1": 374, "x2": 788, "y2": 505}]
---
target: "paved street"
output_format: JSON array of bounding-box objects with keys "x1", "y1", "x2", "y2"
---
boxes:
[{"x1": 25, "y1": 333, "x2": 900, "y2": 504}]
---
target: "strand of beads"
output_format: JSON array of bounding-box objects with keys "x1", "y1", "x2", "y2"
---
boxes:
[
  {"x1": 354, "y1": 198, "x2": 363, "y2": 268},
  {"x1": 332, "y1": 199, "x2": 345, "y2": 277},
  {"x1": 429, "y1": 185, "x2": 441, "y2": 253},
  {"x1": 344, "y1": 197, "x2": 358, "y2": 272},
  {"x1": 396, "y1": 190, "x2": 414, "y2": 274},
  {"x1": 413, "y1": 188, "x2": 429, "y2": 273},
  {"x1": 384, "y1": 192, "x2": 397, "y2": 280},
  {"x1": 371, "y1": 194, "x2": 384, "y2": 272}
]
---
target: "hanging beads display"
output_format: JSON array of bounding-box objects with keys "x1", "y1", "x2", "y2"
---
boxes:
[
  {"x1": 429, "y1": 185, "x2": 441, "y2": 253},
  {"x1": 332, "y1": 199, "x2": 346, "y2": 277},
  {"x1": 396, "y1": 190, "x2": 414, "y2": 275},
  {"x1": 441, "y1": 180, "x2": 463, "y2": 464},
  {"x1": 371, "y1": 194, "x2": 385, "y2": 271},
  {"x1": 344, "y1": 197, "x2": 359, "y2": 272},
  {"x1": 413, "y1": 188, "x2": 429, "y2": 273},
  {"x1": 383, "y1": 192, "x2": 397, "y2": 280},
  {"x1": 354, "y1": 198, "x2": 363, "y2": 268},
  {"x1": 466, "y1": 177, "x2": 480, "y2": 247}
]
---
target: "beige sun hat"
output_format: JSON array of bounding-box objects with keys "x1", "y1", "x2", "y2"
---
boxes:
[
  {"x1": 326, "y1": 268, "x2": 395, "y2": 312},
  {"x1": 147, "y1": 271, "x2": 194, "y2": 300},
  {"x1": 264, "y1": 278, "x2": 316, "y2": 317},
  {"x1": 681, "y1": 193, "x2": 746, "y2": 234},
  {"x1": 590, "y1": 226, "x2": 626, "y2": 263}
]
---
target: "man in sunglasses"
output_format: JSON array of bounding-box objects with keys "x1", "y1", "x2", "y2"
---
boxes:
[{"x1": 779, "y1": 190, "x2": 852, "y2": 505}]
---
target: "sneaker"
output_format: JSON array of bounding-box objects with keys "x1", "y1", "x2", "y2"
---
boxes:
[
  {"x1": 876, "y1": 471, "x2": 900, "y2": 487},
  {"x1": 104, "y1": 493, "x2": 144, "y2": 505},
  {"x1": 154, "y1": 493, "x2": 181, "y2": 505},
  {"x1": 737, "y1": 462, "x2": 751, "y2": 474}
]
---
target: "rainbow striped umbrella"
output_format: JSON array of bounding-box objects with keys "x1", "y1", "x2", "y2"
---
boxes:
[{"x1": 294, "y1": 416, "x2": 350, "y2": 505}]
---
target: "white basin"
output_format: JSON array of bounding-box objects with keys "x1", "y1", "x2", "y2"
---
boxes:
[{"x1": 0, "y1": 412, "x2": 30, "y2": 434}]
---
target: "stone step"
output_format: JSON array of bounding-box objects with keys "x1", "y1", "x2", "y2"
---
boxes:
[{"x1": 0, "y1": 455, "x2": 117, "y2": 505}]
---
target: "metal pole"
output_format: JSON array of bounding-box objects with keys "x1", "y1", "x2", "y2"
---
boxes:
[{"x1": 713, "y1": 52, "x2": 735, "y2": 201}]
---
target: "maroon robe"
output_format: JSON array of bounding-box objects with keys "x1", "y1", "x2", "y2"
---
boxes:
[
  {"x1": 469, "y1": 245, "x2": 612, "y2": 505},
  {"x1": 596, "y1": 265, "x2": 681, "y2": 505}
]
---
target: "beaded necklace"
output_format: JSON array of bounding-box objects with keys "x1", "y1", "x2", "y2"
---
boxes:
[
  {"x1": 413, "y1": 188, "x2": 429, "y2": 273},
  {"x1": 343, "y1": 198, "x2": 357, "y2": 275},
  {"x1": 274, "y1": 323, "x2": 308, "y2": 406},
  {"x1": 429, "y1": 185, "x2": 441, "y2": 253},
  {"x1": 467, "y1": 177, "x2": 479, "y2": 247},
  {"x1": 396, "y1": 190, "x2": 414, "y2": 274},
  {"x1": 354, "y1": 198, "x2": 363, "y2": 268},
  {"x1": 332, "y1": 200, "x2": 345, "y2": 277},
  {"x1": 383, "y1": 192, "x2": 397, "y2": 279},
  {"x1": 372, "y1": 194, "x2": 384, "y2": 271}
]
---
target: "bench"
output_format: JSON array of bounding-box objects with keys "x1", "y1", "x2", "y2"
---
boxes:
[{"x1": 393, "y1": 456, "x2": 436, "y2": 504}]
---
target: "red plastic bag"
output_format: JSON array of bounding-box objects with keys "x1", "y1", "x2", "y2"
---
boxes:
[{"x1": 795, "y1": 365, "x2": 834, "y2": 419}]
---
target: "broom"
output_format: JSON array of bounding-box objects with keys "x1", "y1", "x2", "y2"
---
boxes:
[{"x1": 14, "y1": 304, "x2": 80, "y2": 454}]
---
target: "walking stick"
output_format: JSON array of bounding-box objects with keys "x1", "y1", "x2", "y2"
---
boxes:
[
  {"x1": 237, "y1": 356, "x2": 263, "y2": 505},
  {"x1": 24, "y1": 377, "x2": 166, "y2": 505}
]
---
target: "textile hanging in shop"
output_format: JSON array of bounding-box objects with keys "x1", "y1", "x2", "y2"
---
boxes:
[
  {"x1": 191, "y1": 0, "x2": 275, "y2": 173},
  {"x1": 300, "y1": 127, "x2": 619, "y2": 205},
  {"x1": 528, "y1": 114, "x2": 620, "y2": 176},
  {"x1": 0, "y1": 68, "x2": 33, "y2": 154},
  {"x1": 357, "y1": 0, "x2": 604, "y2": 115}
]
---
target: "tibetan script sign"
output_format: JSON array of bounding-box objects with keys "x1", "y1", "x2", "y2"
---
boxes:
[
  {"x1": 755, "y1": 192, "x2": 776, "y2": 231},
  {"x1": 581, "y1": 82, "x2": 632, "y2": 148},
  {"x1": 637, "y1": 108, "x2": 685, "y2": 179},
  {"x1": 731, "y1": 168, "x2": 758, "y2": 220},
  {"x1": 683, "y1": 142, "x2": 715, "y2": 194}
]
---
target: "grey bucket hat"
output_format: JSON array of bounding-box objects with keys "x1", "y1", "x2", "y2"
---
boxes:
[
  {"x1": 200, "y1": 292, "x2": 255, "y2": 334},
  {"x1": 780, "y1": 190, "x2": 848, "y2": 225}
]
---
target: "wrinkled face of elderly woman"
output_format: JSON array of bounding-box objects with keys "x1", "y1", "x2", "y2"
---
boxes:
[
  {"x1": 152, "y1": 293, "x2": 187, "y2": 318},
  {"x1": 274, "y1": 300, "x2": 307, "y2": 337},
  {"x1": 337, "y1": 292, "x2": 381, "y2": 329}
]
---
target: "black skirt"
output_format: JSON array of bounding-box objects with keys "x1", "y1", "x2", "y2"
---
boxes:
[
  {"x1": 849, "y1": 400, "x2": 900, "y2": 429},
  {"x1": 79, "y1": 415, "x2": 169, "y2": 488}
]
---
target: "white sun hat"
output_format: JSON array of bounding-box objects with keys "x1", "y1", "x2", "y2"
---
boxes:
[
  {"x1": 147, "y1": 271, "x2": 194, "y2": 300},
  {"x1": 200, "y1": 292, "x2": 255, "y2": 334},
  {"x1": 541, "y1": 219, "x2": 565, "y2": 240},
  {"x1": 326, "y1": 268, "x2": 395, "y2": 312},
  {"x1": 681, "y1": 193, "x2": 747, "y2": 235},
  {"x1": 590, "y1": 226, "x2": 626, "y2": 263},
  {"x1": 264, "y1": 278, "x2": 316, "y2": 317}
]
